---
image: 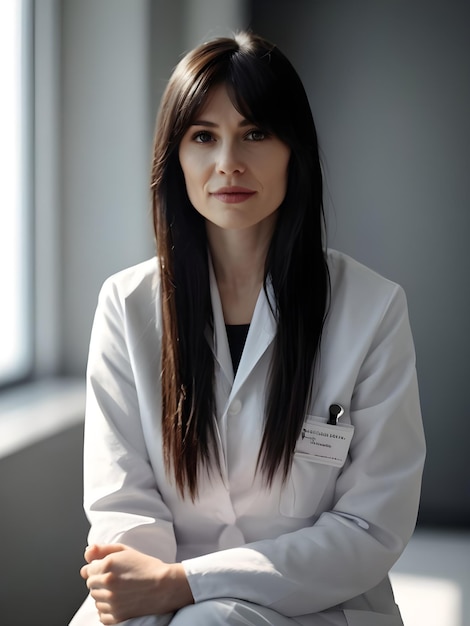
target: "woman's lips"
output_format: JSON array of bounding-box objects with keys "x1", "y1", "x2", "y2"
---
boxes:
[{"x1": 211, "y1": 187, "x2": 256, "y2": 204}]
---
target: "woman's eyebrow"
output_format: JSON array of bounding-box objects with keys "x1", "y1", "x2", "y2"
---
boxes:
[
  {"x1": 191, "y1": 120, "x2": 217, "y2": 127},
  {"x1": 190, "y1": 119, "x2": 252, "y2": 128}
]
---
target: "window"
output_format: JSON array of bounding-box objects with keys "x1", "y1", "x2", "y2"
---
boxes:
[{"x1": 0, "y1": 1, "x2": 32, "y2": 386}]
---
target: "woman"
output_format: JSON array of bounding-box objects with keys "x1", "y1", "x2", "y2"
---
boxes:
[{"x1": 71, "y1": 32, "x2": 425, "y2": 626}]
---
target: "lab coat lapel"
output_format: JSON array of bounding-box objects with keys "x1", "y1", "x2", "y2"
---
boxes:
[
  {"x1": 207, "y1": 260, "x2": 234, "y2": 385},
  {"x1": 206, "y1": 262, "x2": 277, "y2": 395},
  {"x1": 230, "y1": 281, "x2": 277, "y2": 397}
]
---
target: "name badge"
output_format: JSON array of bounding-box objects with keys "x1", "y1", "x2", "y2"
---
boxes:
[{"x1": 296, "y1": 416, "x2": 354, "y2": 468}]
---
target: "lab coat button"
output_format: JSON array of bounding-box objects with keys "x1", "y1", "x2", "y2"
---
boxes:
[{"x1": 228, "y1": 399, "x2": 242, "y2": 415}]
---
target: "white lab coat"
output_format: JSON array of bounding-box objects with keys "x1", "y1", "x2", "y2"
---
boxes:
[{"x1": 75, "y1": 249, "x2": 425, "y2": 626}]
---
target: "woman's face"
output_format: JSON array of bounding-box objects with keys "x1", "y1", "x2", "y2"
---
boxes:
[{"x1": 178, "y1": 84, "x2": 291, "y2": 232}]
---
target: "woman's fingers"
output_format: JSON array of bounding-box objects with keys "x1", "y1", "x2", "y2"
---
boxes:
[
  {"x1": 81, "y1": 543, "x2": 128, "y2": 581},
  {"x1": 93, "y1": 601, "x2": 118, "y2": 626},
  {"x1": 85, "y1": 543, "x2": 126, "y2": 563}
]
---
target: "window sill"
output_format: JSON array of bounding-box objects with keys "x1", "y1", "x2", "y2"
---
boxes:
[{"x1": 0, "y1": 377, "x2": 85, "y2": 458}]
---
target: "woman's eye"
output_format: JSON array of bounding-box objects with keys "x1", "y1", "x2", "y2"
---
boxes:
[
  {"x1": 246, "y1": 129, "x2": 266, "y2": 141},
  {"x1": 193, "y1": 131, "x2": 213, "y2": 143}
]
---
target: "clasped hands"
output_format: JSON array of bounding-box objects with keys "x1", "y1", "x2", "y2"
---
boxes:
[{"x1": 80, "y1": 544, "x2": 194, "y2": 625}]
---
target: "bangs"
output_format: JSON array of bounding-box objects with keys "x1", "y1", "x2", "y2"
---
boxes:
[
  {"x1": 224, "y1": 44, "x2": 303, "y2": 146},
  {"x1": 172, "y1": 41, "x2": 298, "y2": 146},
  {"x1": 225, "y1": 53, "x2": 283, "y2": 135}
]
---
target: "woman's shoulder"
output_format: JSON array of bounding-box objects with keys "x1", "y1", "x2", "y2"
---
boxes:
[
  {"x1": 326, "y1": 249, "x2": 407, "y2": 320},
  {"x1": 97, "y1": 257, "x2": 160, "y2": 309},
  {"x1": 326, "y1": 249, "x2": 401, "y2": 297}
]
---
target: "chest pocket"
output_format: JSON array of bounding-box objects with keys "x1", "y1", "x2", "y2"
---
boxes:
[
  {"x1": 279, "y1": 414, "x2": 343, "y2": 518},
  {"x1": 279, "y1": 453, "x2": 338, "y2": 518}
]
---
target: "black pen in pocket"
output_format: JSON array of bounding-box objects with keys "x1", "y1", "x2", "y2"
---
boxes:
[{"x1": 328, "y1": 404, "x2": 344, "y2": 425}]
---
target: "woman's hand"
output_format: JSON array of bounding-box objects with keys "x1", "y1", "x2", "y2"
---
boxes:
[{"x1": 80, "y1": 543, "x2": 194, "y2": 625}]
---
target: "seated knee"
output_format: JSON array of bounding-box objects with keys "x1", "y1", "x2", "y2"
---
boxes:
[{"x1": 170, "y1": 599, "x2": 235, "y2": 626}]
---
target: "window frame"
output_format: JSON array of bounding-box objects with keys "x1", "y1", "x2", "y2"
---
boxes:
[{"x1": 0, "y1": 0, "x2": 34, "y2": 389}]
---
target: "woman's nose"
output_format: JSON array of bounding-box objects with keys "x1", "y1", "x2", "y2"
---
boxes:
[{"x1": 215, "y1": 142, "x2": 245, "y2": 175}]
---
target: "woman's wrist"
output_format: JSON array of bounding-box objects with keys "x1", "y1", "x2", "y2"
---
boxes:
[{"x1": 163, "y1": 562, "x2": 194, "y2": 612}]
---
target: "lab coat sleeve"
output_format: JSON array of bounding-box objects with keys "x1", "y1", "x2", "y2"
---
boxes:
[
  {"x1": 182, "y1": 285, "x2": 426, "y2": 615},
  {"x1": 83, "y1": 276, "x2": 177, "y2": 563}
]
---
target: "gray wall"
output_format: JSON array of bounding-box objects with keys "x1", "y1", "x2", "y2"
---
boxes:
[
  {"x1": 0, "y1": 424, "x2": 89, "y2": 624},
  {"x1": 251, "y1": 0, "x2": 470, "y2": 525},
  {"x1": 61, "y1": 0, "x2": 160, "y2": 374}
]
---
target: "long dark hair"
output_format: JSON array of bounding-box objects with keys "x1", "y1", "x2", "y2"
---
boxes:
[{"x1": 151, "y1": 32, "x2": 329, "y2": 499}]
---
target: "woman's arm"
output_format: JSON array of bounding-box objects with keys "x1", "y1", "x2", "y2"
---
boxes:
[
  {"x1": 79, "y1": 269, "x2": 189, "y2": 623},
  {"x1": 83, "y1": 272, "x2": 176, "y2": 560}
]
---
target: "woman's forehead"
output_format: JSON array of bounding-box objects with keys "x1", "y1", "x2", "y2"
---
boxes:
[{"x1": 194, "y1": 85, "x2": 239, "y2": 116}]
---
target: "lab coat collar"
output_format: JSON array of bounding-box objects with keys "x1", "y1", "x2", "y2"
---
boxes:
[{"x1": 207, "y1": 257, "x2": 277, "y2": 395}]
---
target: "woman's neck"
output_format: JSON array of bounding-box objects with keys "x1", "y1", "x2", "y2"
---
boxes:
[{"x1": 206, "y1": 218, "x2": 275, "y2": 324}]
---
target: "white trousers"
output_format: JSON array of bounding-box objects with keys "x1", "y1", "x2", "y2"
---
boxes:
[{"x1": 69, "y1": 594, "x2": 347, "y2": 626}]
